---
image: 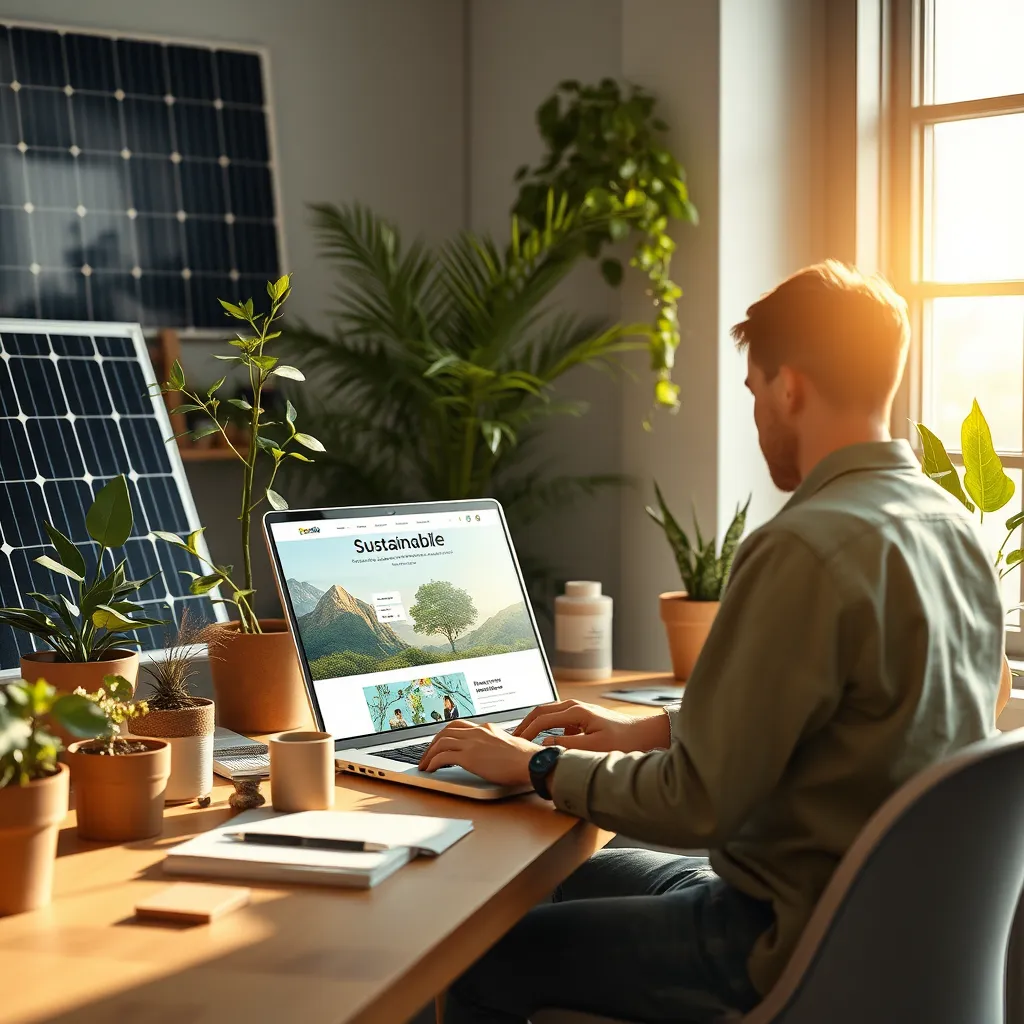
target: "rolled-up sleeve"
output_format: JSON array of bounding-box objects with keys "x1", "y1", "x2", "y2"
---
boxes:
[{"x1": 550, "y1": 529, "x2": 845, "y2": 847}]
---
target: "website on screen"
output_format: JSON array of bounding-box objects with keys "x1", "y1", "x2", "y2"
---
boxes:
[{"x1": 270, "y1": 510, "x2": 554, "y2": 741}]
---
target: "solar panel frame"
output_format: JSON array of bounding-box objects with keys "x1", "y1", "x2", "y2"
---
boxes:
[{"x1": 0, "y1": 314, "x2": 229, "y2": 671}]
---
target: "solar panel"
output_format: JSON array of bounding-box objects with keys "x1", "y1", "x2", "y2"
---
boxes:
[
  {"x1": 0, "y1": 316, "x2": 227, "y2": 670},
  {"x1": 0, "y1": 23, "x2": 281, "y2": 331}
]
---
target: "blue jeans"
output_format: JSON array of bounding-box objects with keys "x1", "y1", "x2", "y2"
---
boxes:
[{"x1": 444, "y1": 848, "x2": 773, "y2": 1023}]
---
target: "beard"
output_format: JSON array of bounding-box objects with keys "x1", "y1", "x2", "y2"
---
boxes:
[{"x1": 759, "y1": 416, "x2": 802, "y2": 492}]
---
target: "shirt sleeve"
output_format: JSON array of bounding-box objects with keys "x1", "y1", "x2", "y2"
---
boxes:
[{"x1": 550, "y1": 528, "x2": 846, "y2": 847}]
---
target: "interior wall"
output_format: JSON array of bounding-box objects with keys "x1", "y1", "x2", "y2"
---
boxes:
[
  {"x1": 466, "y1": 0, "x2": 625, "y2": 647},
  {"x1": 3, "y1": 0, "x2": 468, "y2": 617}
]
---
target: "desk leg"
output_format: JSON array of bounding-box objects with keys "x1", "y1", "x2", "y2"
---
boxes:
[{"x1": 435, "y1": 992, "x2": 446, "y2": 1024}]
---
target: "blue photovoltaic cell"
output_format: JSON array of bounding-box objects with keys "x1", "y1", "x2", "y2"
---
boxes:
[
  {"x1": 0, "y1": 25, "x2": 280, "y2": 330},
  {"x1": 0, "y1": 321, "x2": 224, "y2": 668}
]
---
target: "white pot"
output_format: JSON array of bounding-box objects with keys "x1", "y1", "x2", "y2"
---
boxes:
[{"x1": 163, "y1": 733, "x2": 214, "y2": 804}]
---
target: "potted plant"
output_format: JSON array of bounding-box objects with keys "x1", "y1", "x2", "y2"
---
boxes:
[
  {"x1": 646, "y1": 485, "x2": 749, "y2": 680},
  {"x1": 152, "y1": 275, "x2": 317, "y2": 733},
  {"x1": 0, "y1": 680, "x2": 106, "y2": 914},
  {"x1": 0, "y1": 476, "x2": 166, "y2": 712},
  {"x1": 64, "y1": 676, "x2": 170, "y2": 842},
  {"x1": 917, "y1": 399, "x2": 1018, "y2": 716},
  {"x1": 132, "y1": 610, "x2": 216, "y2": 806}
]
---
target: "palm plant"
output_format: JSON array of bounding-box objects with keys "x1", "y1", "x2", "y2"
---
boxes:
[{"x1": 284, "y1": 199, "x2": 645, "y2": 601}]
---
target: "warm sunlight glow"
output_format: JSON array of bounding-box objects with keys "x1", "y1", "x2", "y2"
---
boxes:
[{"x1": 933, "y1": 0, "x2": 1024, "y2": 104}]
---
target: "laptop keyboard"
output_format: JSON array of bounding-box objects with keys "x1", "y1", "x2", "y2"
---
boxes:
[{"x1": 380, "y1": 726, "x2": 564, "y2": 766}]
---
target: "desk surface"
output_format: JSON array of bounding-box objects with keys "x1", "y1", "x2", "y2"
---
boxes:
[{"x1": 0, "y1": 670, "x2": 673, "y2": 1024}]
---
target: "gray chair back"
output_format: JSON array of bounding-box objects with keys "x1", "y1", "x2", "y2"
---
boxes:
[{"x1": 536, "y1": 729, "x2": 1024, "y2": 1024}]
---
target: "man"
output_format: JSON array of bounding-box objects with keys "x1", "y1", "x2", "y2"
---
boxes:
[
  {"x1": 419, "y1": 261, "x2": 1004, "y2": 1023},
  {"x1": 389, "y1": 707, "x2": 407, "y2": 730}
]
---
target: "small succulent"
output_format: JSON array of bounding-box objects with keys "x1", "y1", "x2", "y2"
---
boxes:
[
  {"x1": 646, "y1": 484, "x2": 749, "y2": 601},
  {"x1": 0, "y1": 680, "x2": 107, "y2": 787}
]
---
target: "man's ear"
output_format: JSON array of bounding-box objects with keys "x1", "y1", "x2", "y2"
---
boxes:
[{"x1": 776, "y1": 365, "x2": 805, "y2": 416}]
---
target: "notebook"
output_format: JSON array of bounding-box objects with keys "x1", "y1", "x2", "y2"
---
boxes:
[
  {"x1": 212, "y1": 727, "x2": 270, "y2": 779},
  {"x1": 164, "y1": 810, "x2": 412, "y2": 889}
]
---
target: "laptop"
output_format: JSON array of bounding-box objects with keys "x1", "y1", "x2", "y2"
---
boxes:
[{"x1": 263, "y1": 499, "x2": 560, "y2": 800}]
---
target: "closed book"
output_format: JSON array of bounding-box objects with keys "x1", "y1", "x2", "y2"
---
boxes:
[{"x1": 164, "y1": 810, "x2": 412, "y2": 889}]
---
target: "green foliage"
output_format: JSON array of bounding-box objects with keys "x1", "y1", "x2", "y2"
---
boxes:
[
  {"x1": 0, "y1": 476, "x2": 166, "y2": 662},
  {"x1": 0, "y1": 679, "x2": 107, "y2": 787},
  {"x1": 73, "y1": 675, "x2": 149, "y2": 755},
  {"x1": 916, "y1": 400, "x2": 1022, "y2": 579},
  {"x1": 283, "y1": 201, "x2": 641, "y2": 605},
  {"x1": 151, "y1": 276, "x2": 319, "y2": 633},
  {"x1": 409, "y1": 581, "x2": 478, "y2": 653},
  {"x1": 513, "y1": 79, "x2": 698, "y2": 414},
  {"x1": 646, "y1": 484, "x2": 750, "y2": 601},
  {"x1": 308, "y1": 640, "x2": 535, "y2": 682}
]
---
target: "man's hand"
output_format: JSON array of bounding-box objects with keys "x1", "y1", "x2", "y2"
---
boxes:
[
  {"x1": 514, "y1": 699, "x2": 671, "y2": 753},
  {"x1": 417, "y1": 721, "x2": 541, "y2": 785}
]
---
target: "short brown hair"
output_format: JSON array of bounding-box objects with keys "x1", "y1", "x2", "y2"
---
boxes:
[{"x1": 730, "y1": 260, "x2": 910, "y2": 410}]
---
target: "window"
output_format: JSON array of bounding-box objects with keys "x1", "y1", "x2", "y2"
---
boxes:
[{"x1": 890, "y1": 0, "x2": 1024, "y2": 650}]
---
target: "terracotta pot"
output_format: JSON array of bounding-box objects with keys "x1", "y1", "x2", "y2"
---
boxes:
[
  {"x1": 65, "y1": 738, "x2": 170, "y2": 842},
  {"x1": 659, "y1": 592, "x2": 719, "y2": 681},
  {"x1": 209, "y1": 620, "x2": 309, "y2": 734},
  {"x1": 998, "y1": 655, "x2": 1013, "y2": 721},
  {"x1": 0, "y1": 764, "x2": 69, "y2": 916},
  {"x1": 20, "y1": 649, "x2": 139, "y2": 749},
  {"x1": 131, "y1": 699, "x2": 216, "y2": 805}
]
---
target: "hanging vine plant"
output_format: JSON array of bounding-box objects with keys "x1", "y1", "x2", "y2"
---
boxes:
[{"x1": 512, "y1": 78, "x2": 697, "y2": 416}]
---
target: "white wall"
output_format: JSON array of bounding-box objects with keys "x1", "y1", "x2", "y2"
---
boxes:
[
  {"x1": 3, "y1": 0, "x2": 468, "y2": 617},
  {"x1": 467, "y1": 0, "x2": 625, "y2": 647}
]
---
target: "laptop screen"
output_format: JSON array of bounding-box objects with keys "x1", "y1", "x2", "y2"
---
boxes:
[{"x1": 265, "y1": 503, "x2": 557, "y2": 744}]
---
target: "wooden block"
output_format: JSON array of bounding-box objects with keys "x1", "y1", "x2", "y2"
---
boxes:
[{"x1": 135, "y1": 883, "x2": 251, "y2": 924}]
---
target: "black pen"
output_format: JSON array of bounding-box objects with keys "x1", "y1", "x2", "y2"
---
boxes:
[{"x1": 224, "y1": 832, "x2": 389, "y2": 852}]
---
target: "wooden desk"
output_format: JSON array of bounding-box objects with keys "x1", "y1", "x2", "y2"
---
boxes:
[{"x1": 0, "y1": 670, "x2": 672, "y2": 1024}]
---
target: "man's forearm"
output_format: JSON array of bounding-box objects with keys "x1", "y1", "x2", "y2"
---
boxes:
[{"x1": 628, "y1": 708, "x2": 673, "y2": 751}]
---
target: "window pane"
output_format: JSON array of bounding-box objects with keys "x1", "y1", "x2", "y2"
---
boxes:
[
  {"x1": 925, "y1": 296, "x2": 1024, "y2": 452},
  {"x1": 929, "y1": 114, "x2": 1024, "y2": 282},
  {"x1": 932, "y1": 0, "x2": 1024, "y2": 104}
]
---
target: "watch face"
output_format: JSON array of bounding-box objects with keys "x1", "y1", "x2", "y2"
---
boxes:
[{"x1": 531, "y1": 746, "x2": 560, "y2": 772}]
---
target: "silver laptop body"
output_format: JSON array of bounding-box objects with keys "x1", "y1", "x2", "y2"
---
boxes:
[{"x1": 263, "y1": 499, "x2": 559, "y2": 800}]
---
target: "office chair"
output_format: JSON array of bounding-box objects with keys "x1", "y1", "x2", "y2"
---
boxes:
[{"x1": 534, "y1": 728, "x2": 1024, "y2": 1024}]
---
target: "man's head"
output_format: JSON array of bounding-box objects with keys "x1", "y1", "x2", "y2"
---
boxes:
[
  {"x1": 731, "y1": 260, "x2": 910, "y2": 491},
  {"x1": 394, "y1": 708, "x2": 404, "y2": 717}
]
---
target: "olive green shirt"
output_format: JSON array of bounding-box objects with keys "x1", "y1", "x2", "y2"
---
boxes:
[{"x1": 551, "y1": 441, "x2": 1003, "y2": 995}]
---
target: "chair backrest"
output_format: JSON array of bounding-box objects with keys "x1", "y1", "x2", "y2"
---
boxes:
[{"x1": 743, "y1": 729, "x2": 1024, "y2": 1024}]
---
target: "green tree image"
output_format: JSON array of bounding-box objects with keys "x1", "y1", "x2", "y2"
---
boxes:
[
  {"x1": 409, "y1": 580, "x2": 478, "y2": 653},
  {"x1": 368, "y1": 684, "x2": 391, "y2": 731},
  {"x1": 407, "y1": 687, "x2": 426, "y2": 725}
]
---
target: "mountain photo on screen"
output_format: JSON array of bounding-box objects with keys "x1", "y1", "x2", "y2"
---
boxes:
[{"x1": 277, "y1": 526, "x2": 538, "y2": 681}]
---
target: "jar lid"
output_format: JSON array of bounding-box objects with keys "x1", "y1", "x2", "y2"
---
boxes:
[{"x1": 565, "y1": 581, "x2": 601, "y2": 598}]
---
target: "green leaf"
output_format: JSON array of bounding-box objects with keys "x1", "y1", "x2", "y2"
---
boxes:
[
  {"x1": 288, "y1": 451, "x2": 313, "y2": 462},
  {"x1": 266, "y1": 488, "x2": 288, "y2": 510},
  {"x1": 608, "y1": 218, "x2": 630, "y2": 241},
  {"x1": 102, "y1": 674, "x2": 134, "y2": 702},
  {"x1": 86, "y1": 475, "x2": 133, "y2": 549},
  {"x1": 1007, "y1": 511, "x2": 1024, "y2": 532},
  {"x1": 285, "y1": 399, "x2": 297, "y2": 425},
  {"x1": 600, "y1": 258, "x2": 623, "y2": 287},
  {"x1": 173, "y1": 403, "x2": 206, "y2": 415},
  {"x1": 1007, "y1": 549, "x2": 1024, "y2": 568},
  {"x1": 228, "y1": 397, "x2": 253, "y2": 411},
  {"x1": 34, "y1": 554, "x2": 84, "y2": 584},
  {"x1": 213, "y1": 354, "x2": 244, "y2": 362},
  {"x1": 271, "y1": 364, "x2": 305, "y2": 381},
  {"x1": 91, "y1": 604, "x2": 140, "y2": 630},
  {"x1": 252, "y1": 354, "x2": 278, "y2": 372},
  {"x1": 50, "y1": 693, "x2": 108, "y2": 739},
  {"x1": 169, "y1": 359, "x2": 185, "y2": 389},
  {"x1": 915, "y1": 423, "x2": 973, "y2": 509},
  {"x1": 293, "y1": 432, "x2": 326, "y2": 452},
  {"x1": 190, "y1": 574, "x2": 224, "y2": 595},
  {"x1": 219, "y1": 299, "x2": 248, "y2": 320},
  {"x1": 151, "y1": 530, "x2": 186, "y2": 548},
  {"x1": 207, "y1": 376, "x2": 227, "y2": 398},
  {"x1": 961, "y1": 400, "x2": 1015, "y2": 513},
  {"x1": 191, "y1": 424, "x2": 220, "y2": 441},
  {"x1": 42, "y1": 522, "x2": 86, "y2": 579},
  {"x1": 186, "y1": 528, "x2": 205, "y2": 554}
]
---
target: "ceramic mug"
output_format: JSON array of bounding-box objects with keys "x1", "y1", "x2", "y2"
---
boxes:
[{"x1": 269, "y1": 731, "x2": 335, "y2": 812}]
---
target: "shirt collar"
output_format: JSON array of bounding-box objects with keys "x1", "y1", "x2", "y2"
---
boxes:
[{"x1": 785, "y1": 439, "x2": 919, "y2": 509}]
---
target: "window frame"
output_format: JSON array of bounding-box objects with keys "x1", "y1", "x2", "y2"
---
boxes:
[{"x1": 888, "y1": 0, "x2": 1024, "y2": 655}]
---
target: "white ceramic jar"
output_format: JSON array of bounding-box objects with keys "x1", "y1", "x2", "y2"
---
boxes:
[{"x1": 553, "y1": 581, "x2": 613, "y2": 681}]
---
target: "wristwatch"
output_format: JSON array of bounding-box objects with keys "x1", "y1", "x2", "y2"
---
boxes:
[{"x1": 528, "y1": 745, "x2": 565, "y2": 800}]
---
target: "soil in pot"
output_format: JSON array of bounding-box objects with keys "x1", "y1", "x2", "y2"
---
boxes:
[
  {"x1": 0, "y1": 763, "x2": 69, "y2": 916},
  {"x1": 209, "y1": 620, "x2": 310, "y2": 733},
  {"x1": 131, "y1": 699, "x2": 215, "y2": 805},
  {"x1": 659, "y1": 592, "x2": 719, "y2": 681},
  {"x1": 66, "y1": 738, "x2": 170, "y2": 842}
]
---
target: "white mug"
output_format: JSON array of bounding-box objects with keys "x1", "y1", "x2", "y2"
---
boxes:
[{"x1": 269, "y1": 731, "x2": 335, "y2": 812}]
